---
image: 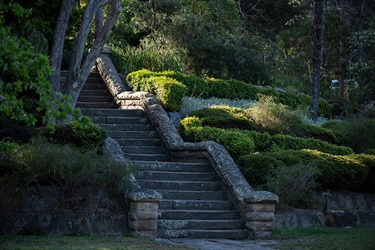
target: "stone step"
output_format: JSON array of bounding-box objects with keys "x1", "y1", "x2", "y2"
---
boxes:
[
  {"x1": 158, "y1": 219, "x2": 244, "y2": 230},
  {"x1": 80, "y1": 90, "x2": 110, "y2": 96},
  {"x1": 108, "y1": 131, "x2": 157, "y2": 139},
  {"x1": 99, "y1": 124, "x2": 153, "y2": 132},
  {"x1": 83, "y1": 83, "x2": 106, "y2": 90},
  {"x1": 87, "y1": 116, "x2": 147, "y2": 125},
  {"x1": 116, "y1": 138, "x2": 162, "y2": 147},
  {"x1": 122, "y1": 146, "x2": 166, "y2": 154},
  {"x1": 134, "y1": 161, "x2": 211, "y2": 172},
  {"x1": 138, "y1": 180, "x2": 221, "y2": 191},
  {"x1": 81, "y1": 108, "x2": 144, "y2": 117},
  {"x1": 160, "y1": 210, "x2": 240, "y2": 220},
  {"x1": 155, "y1": 190, "x2": 227, "y2": 201},
  {"x1": 124, "y1": 153, "x2": 170, "y2": 162},
  {"x1": 158, "y1": 229, "x2": 249, "y2": 239},
  {"x1": 76, "y1": 102, "x2": 116, "y2": 108},
  {"x1": 159, "y1": 200, "x2": 234, "y2": 210},
  {"x1": 85, "y1": 77, "x2": 104, "y2": 84},
  {"x1": 77, "y1": 96, "x2": 113, "y2": 102},
  {"x1": 136, "y1": 171, "x2": 216, "y2": 181}
]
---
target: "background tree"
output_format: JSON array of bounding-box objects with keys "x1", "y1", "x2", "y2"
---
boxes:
[{"x1": 311, "y1": 0, "x2": 325, "y2": 121}]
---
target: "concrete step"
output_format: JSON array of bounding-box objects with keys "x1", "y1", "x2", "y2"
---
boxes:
[
  {"x1": 77, "y1": 96, "x2": 113, "y2": 102},
  {"x1": 83, "y1": 83, "x2": 106, "y2": 90},
  {"x1": 136, "y1": 171, "x2": 216, "y2": 181},
  {"x1": 80, "y1": 90, "x2": 110, "y2": 96},
  {"x1": 122, "y1": 146, "x2": 166, "y2": 154},
  {"x1": 99, "y1": 124, "x2": 153, "y2": 132},
  {"x1": 76, "y1": 102, "x2": 116, "y2": 108},
  {"x1": 108, "y1": 131, "x2": 157, "y2": 139},
  {"x1": 116, "y1": 138, "x2": 162, "y2": 147},
  {"x1": 87, "y1": 116, "x2": 147, "y2": 124},
  {"x1": 155, "y1": 190, "x2": 227, "y2": 200},
  {"x1": 158, "y1": 229, "x2": 249, "y2": 239},
  {"x1": 124, "y1": 153, "x2": 170, "y2": 161},
  {"x1": 81, "y1": 108, "x2": 144, "y2": 117},
  {"x1": 85, "y1": 77, "x2": 104, "y2": 84},
  {"x1": 138, "y1": 180, "x2": 221, "y2": 191},
  {"x1": 160, "y1": 210, "x2": 240, "y2": 220},
  {"x1": 158, "y1": 219, "x2": 244, "y2": 230},
  {"x1": 134, "y1": 161, "x2": 211, "y2": 172},
  {"x1": 159, "y1": 200, "x2": 234, "y2": 210}
]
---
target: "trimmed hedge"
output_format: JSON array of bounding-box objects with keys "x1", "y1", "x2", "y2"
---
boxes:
[
  {"x1": 126, "y1": 69, "x2": 333, "y2": 117},
  {"x1": 127, "y1": 74, "x2": 187, "y2": 111},
  {"x1": 269, "y1": 134, "x2": 354, "y2": 156},
  {"x1": 237, "y1": 149, "x2": 374, "y2": 192},
  {"x1": 181, "y1": 116, "x2": 353, "y2": 156},
  {"x1": 188, "y1": 106, "x2": 260, "y2": 130}
]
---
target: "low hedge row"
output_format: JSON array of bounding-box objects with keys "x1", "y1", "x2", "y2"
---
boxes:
[
  {"x1": 126, "y1": 69, "x2": 332, "y2": 117},
  {"x1": 180, "y1": 116, "x2": 354, "y2": 157},
  {"x1": 126, "y1": 74, "x2": 187, "y2": 111},
  {"x1": 185, "y1": 107, "x2": 353, "y2": 150},
  {"x1": 237, "y1": 149, "x2": 375, "y2": 192}
]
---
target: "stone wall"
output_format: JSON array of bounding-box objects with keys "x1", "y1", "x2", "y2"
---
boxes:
[
  {"x1": 275, "y1": 191, "x2": 375, "y2": 229},
  {"x1": 0, "y1": 186, "x2": 128, "y2": 236}
]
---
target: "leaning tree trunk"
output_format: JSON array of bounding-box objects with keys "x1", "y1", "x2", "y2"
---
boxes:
[
  {"x1": 65, "y1": 0, "x2": 122, "y2": 108},
  {"x1": 49, "y1": 0, "x2": 76, "y2": 93},
  {"x1": 310, "y1": 0, "x2": 325, "y2": 122}
]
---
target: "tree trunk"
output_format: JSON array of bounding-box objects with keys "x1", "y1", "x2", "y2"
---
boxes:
[
  {"x1": 66, "y1": 0, "x2": 122, "y2": 108},
  {"x1": 311, "y1": 0, "x2": 325, "y2": 122},
  {"x1": 338, "y1": 0, "x2": 350, "y2": 102},
  {"x1": 63, "y1": 0, "x2": 107, "y2": 93},
  {"x1": 49, "y1": 0, "x2": 76, "y2": 93}
]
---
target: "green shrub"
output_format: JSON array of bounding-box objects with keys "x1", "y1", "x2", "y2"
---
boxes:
[
  {"x1": 364, "y1": 149, "x2": 375, "y2": 155},
  {"x1": 0, "y1": 137, "x2": 134, "y2": 191},
  {"x1": 149, "y1": 76, "x2": 188, "y2": 111},
  {"x1": 237, "y1": 150, "x2": 370, "y2": 191},
  {"x1": 245, "y1": 95, "x2": 307, "y2": 135},
  {"x1": 237, "y1": 154, "x2": 284, "y2": 186},
  {"x1": 227, "y1": 79, "x2": 258, "y2": 100},
  {"x1": 264, "y1": 162, "x2": 321, "y2": 208},
  {"x1": 242, "y1": 130, "x2": 272, "y2": 152},
  {"x1": 181, "y1": 125, "x2": 255, "y2": 159},
  {"x1": 38, "y1": 121, "x2": 107, "y2": 150},
  {"x1": 188, "y1": 106, "x2": 259, "y2": 130},
  {"x1": 270, "y1": 134, "x2": 354, "y2": 155},
  {"x1": 305, "y1": 124, "x2": 338, "y2": 145}
]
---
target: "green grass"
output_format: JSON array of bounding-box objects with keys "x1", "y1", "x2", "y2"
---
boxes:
[
  {"x1": 270, "y1": 227, "x2": 375, "y2": 250},
  {"x1": 0, "y1": 235, "x2": 191, "y2": 250}
]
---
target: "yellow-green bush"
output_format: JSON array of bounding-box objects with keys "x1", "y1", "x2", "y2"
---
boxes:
[{"x1": 237, "y1": 149, "x2": 373, "y2": 192}]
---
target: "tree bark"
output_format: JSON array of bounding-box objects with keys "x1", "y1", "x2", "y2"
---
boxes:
[
  {"x1": 338, "y1": 0, "x2": 350, "y2": 102},
  {"x1": 311, "y1": 0, "x2": 325, "y2": 122},
  {"x1": 66, "y1": 0, "x2": 122, "y2": 108},
  {"x1": 49, "y1": 0, "x2": 76, "y2": 93}
]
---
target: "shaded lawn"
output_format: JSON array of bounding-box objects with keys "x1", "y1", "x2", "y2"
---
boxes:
[
  {"x1": 270, "y1": 227, "x2": 375, "y2": 250},
  {"x1": 0, "y1": 235, "x2": 192, "y2": 250}
]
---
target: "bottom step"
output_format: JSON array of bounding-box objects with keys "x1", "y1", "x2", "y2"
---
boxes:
[{"x1": 158, "y1": 229, "x2": 249, "y2": 239}]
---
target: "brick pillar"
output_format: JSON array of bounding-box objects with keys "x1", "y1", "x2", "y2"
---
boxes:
[
  {"x1": 128, "y1": 191, "x2": 162, "y2": 237},
  {"x1": 244, "y1": 191, "x2": 278, "y2": 238}
]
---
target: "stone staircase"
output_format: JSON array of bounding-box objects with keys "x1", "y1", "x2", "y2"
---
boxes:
[{"x1": 76, "y1": 72, "x2": 249, "y2": 239}]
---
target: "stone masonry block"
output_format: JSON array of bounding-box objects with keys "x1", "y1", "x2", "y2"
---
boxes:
[
  {"x1": 129, "y1": 220, "x2": 157, "y2": 231},
  {"x1": 130, "y1": 202, "x2": 158, "y2": 212},
  {"x1": 246, "y1": 221, "x2": 275, "y2": 232},
  {"x1": 246, "y1": 203, "x2": 275, "y2": 213},
  {"x1": 246, "y1": 211, "x2": 275, "y2": 222},
  {"x1": 129, "y1": 211, "x2": 158, "y2": 220}
]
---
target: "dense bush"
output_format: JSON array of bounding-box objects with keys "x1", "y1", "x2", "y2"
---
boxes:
[
  {"x1": 270, "y1": 134, "x2": 354, "y2": 155},
  {"x1": 127, "y1": 73, "x2": 187, "y2": 111},
  {"x1": 188, "y1": 106, "x2": 260, "y2": 130},
  {"x1": 37, "y1": 121, "x2": 107, "y2": 150},
  {"x1": 264, "y1": 162, "x2": 321, "y2": 208},
  {"x1": 0, "y1": 137, "x2": 134, "y2": 191},
  {"x1": 238, "y1": 149, "x2": 373, "y2": 192},
  {"x1": 126, "y1": 69, "x2": 332, "y2": 116}
]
